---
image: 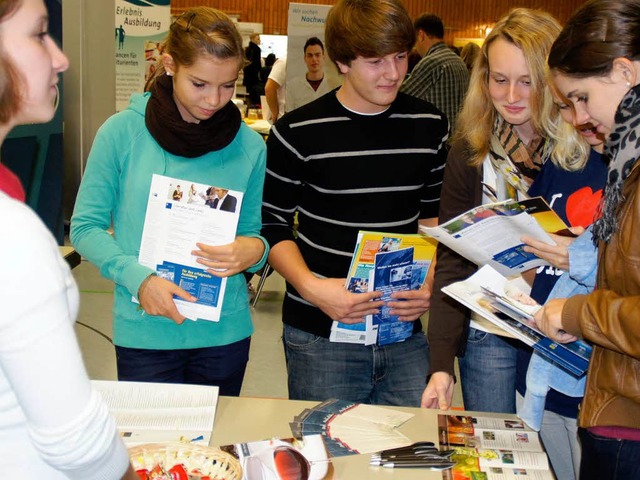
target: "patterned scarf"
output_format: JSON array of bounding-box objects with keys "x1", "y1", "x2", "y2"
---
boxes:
[
  {"x1": 592, "y1": 83, "x2": 640, "y2": 244},
  {"x1": 489, "y1": 117, "x2": 546, "y2": 198},
  {"x1": 145, "y1": 73, "x2": 241, "y2": 158}
]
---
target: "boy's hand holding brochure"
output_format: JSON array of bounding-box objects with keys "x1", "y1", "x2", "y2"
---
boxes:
[{"x1": 330, "y1": 232, "x2": 437, "y2": 345}]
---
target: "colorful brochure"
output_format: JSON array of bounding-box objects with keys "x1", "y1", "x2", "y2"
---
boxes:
[
  {"x1": 420, "y1": 197, "x2": 570, "y2": 277},
  {"x1": 219, "y1": 436, "x2": 329, "y2": 480},
  {"x1": 438, "y1": 414, "x2": 554, "y2": 479},
  {"x1": 330, "y1": 231, "x2": 437, "y2": 345}
]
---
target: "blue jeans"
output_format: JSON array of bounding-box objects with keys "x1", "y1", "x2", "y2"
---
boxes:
[
  {"x1": 458, "y1": 327, "x2": 518, "y2": 413},
  {"x1": 517, "y1": 393, "x2": 580, "y2": 480},
  {"x1": 115, "y1": 337, "x2": 251, "y2": 396},
  {"x1": 579, "y1": 428, "x2": 640, "y2": 480},
  {"x1": 283, "y1": 324, "x2": 429, "y2": 406}
]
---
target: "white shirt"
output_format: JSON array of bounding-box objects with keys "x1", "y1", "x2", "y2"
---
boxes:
[
  {"x1": 0, "y1": 193, "x2": 129, "y2": 479},
  {"x1": 468, "y1": 157, "x2": 529, "y2": 338},
  {"x1": 267, "y1": 57, "x2": 287, "y2": 121},
  {"x1": 285, "y1": 75, "x2": 335, "y2": 113}
]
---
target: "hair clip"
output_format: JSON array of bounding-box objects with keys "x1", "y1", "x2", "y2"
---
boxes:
[
  {"x1": 171, "y1": 12, "x2": 196, "y2": 33},
  {"x1": 185, "y1": 12, "x2": 196, "y2": 32}
]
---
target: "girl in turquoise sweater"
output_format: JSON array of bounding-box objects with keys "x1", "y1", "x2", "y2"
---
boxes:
[{"x1": 71, "y1": 7, "x2": 268, "y2": 395}]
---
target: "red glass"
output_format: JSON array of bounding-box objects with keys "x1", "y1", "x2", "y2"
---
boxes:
[{"x1": 273, "y1": 446, "x2": 310, "y2": 480}]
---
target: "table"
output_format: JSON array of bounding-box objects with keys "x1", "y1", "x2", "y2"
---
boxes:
[
  {"x1": 210, "y1": 396, "x2": 522, "y2": 479},
  {"x1": 244, "y1": 118, "x2": 271, "y2": 137},
  {"x1": 59, "y1": 245, "x2": 81, "y2": 269}
]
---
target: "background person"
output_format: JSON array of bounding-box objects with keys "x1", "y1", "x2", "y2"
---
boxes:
[
  {"x1": 261, "y1": 0, "x2": 449, "y2": 407},
  {"x1": 460, "y1": 42, "x2": 481, "y2": 73},
  {"x1": 536, "y1": 1, "x2": 640, "y2": 478},
  {"x1": 243, "y1": 32, "x2": 262, "y2": 106},
  {"x1": 285, "y1": 37, "x2": 339, "y2": 113},
  {"x1": 71, "y1": 7, "x2": 268, "y2": 395},
  {"x1": 259, "y1": 52, "x2": 276, "y2": 84},
  {"x1": 400, "y1": 13, "x2": 469, "y2": 134},
  {"x1": 264, "y1": 55, "x2": 286, "y2": 122},
  {"x1": 0, "y1": 0, "x2": 136, "y2": 477}
]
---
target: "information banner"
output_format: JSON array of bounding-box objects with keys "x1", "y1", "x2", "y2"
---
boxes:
[
  {"x1": 115, "y1": 0, "x2": 170, "y2": 112},
  {"x1": 286, "y1": 4, "x2": 341, "y2": 101}
]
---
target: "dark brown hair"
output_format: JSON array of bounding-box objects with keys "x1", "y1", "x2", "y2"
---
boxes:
[
  {"x1": 0, "y1": 0, "x2": 23, "y2": 123},
  {"x1": 548, "y1": 0, "x2": 640, "y2": 78},
  {"x1": 145, "y1": 7, "x2": 244, "y2": 90},
  {"x1": 325, "y1": 0, "x2": 415, "y2": 67}
]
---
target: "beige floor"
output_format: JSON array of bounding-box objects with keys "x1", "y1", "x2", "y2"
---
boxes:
[{"x1": 72, "y1": 260, "x2": 462, "y2": 406}]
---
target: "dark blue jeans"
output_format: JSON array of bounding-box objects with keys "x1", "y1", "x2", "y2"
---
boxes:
[
  {"x1": 579, "y1": 428, "x2": 640, "y2": 480},
  {"x1": 458, "y1": 327, "x2": 519, "y2": 413},
  {"x1": 115, "y1": 337, "x2": 250, "y2": 396},
  {"x1": 283, "y1": 324, "x2": 429, "y2": 407}
]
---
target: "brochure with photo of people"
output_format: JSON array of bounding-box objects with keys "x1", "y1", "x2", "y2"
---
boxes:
[
  {"x1": 137, "y1": 174, "x2": 243, "y2": 322},
  {"x1": 420, "y1": 197, "x2": 571, "y2": 277}
]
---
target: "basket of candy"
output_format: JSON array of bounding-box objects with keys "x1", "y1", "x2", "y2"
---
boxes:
[{"x1": 130, "y1": 443, "x2": 242, "y2": 480}]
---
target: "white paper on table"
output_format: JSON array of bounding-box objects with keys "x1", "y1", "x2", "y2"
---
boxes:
[
  {"x1": 92, "y1": 380, "x2": 219, "y2": 446},
  {"x1": 137, "y1": 174, "x2": 243, "y2": 321},
  {"x1": 338, "y1": 403, "x2": 414, "y2": 427}
]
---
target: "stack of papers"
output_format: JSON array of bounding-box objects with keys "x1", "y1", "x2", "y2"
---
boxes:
[
  {"x1": 289, "y1": 399, "x2": 414, "y2": 457},
  {"x1": 442, "y1": 265, "x2": 591, "y2": 377},
  {"x1": 93, "y1": 380, "x2": 219, "y2": 446}
]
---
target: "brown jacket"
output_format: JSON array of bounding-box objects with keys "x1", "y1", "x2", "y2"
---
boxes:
[
  {"x1": 428, "y1": 139, "x2": 482, "y2": 375},
  {"x1": 563, "y1": 160, "x2": 640, "y2": 429}
]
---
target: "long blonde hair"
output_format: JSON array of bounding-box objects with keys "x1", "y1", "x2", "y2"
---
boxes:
[{"x1": 454, "y1": 8, "x2": 562, "y2": 167}]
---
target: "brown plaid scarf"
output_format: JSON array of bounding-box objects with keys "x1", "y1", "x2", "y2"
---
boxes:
[{"x1": 489, "y1": 117, "x2": 546, "y2": 198}]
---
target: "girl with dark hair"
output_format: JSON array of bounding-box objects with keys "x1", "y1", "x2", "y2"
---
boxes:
[{"x1": 536, "y1": 1, "x2": 640, "y2": 478}]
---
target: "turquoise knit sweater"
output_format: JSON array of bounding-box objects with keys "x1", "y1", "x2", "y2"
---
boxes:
[{"x1": 71, "y1": 93, "x2": 267, "y2": 349}]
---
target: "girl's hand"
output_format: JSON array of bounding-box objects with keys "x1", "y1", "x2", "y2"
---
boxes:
[
  {"x1": 138, "y1": 275, "x2": 196, "y2": 324},
  {"x1": 533, "y1": 298, "x2": 578, "y2": 343},
  {"x1": 522, "y1": 227, "x2": 585, "y2": 271},
  {"x1": 192, "y1": 237, "x2": 265, "y2": 277}
]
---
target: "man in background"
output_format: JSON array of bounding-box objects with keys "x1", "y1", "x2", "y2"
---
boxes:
[
  {"x1": 285, "y1": 37, "x2": 339, "y2": 113},
  {"x1": 261, "y1": 0, "x2": 448, "y2": 407},
  {"x1": 401, "y1": 13, "x2": 469, "y2": 134},
  {"x1": 243, "y1": 33, "x2": 262, "y2": 106},
  {"x1": 264, "y1": 56, "x2": 286, "y2": 123}
]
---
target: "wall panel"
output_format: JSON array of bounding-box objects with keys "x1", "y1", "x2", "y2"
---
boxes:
[{"x1": 172, "y1": 0, "x2": 587, "y2": 41}]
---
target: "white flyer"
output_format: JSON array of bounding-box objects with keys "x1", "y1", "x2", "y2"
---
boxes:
[{"x1": 137, "y1": 174, "x2": 243, "y2": 321}]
